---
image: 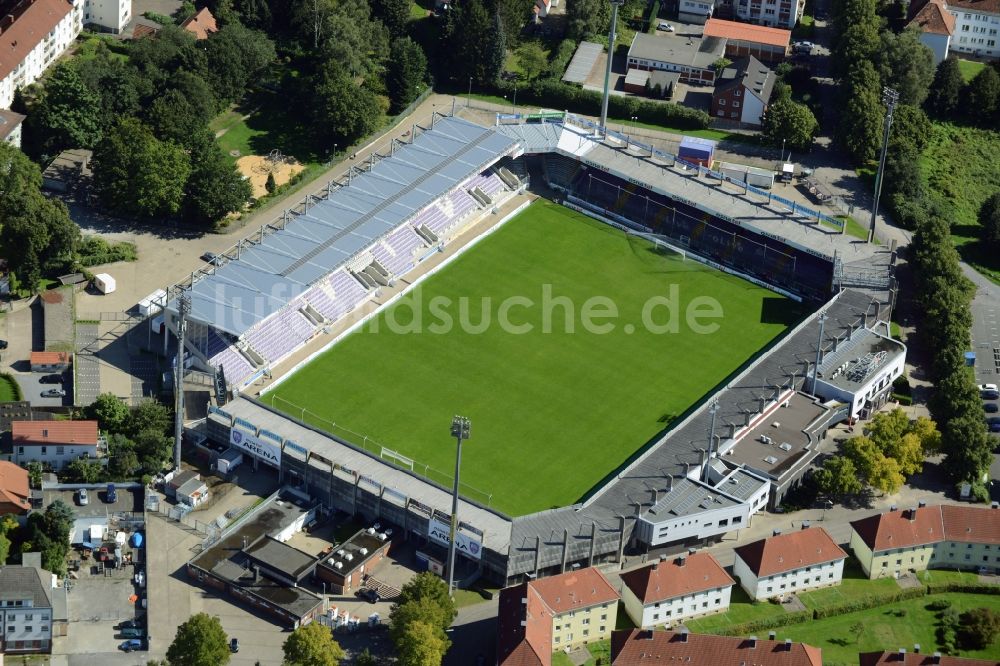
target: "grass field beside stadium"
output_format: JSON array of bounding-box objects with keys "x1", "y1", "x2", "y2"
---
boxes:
[{"x1": 268, "y1": 200, "x2": 804, "y2": 516}]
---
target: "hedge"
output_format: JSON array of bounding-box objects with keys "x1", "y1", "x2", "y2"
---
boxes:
[
  {"x1": 546, "y1": 40, "x2": 578, "y2": 80},
  {"x1": 715, "y1": 609, "x2": 813, "y2": 636},
  {"x1": 811, "y1": 586, "x2": 926, "y2": 619},
  {"x1": 925, "y1": 582, "x2": 1000, "y2": 596},
  {"x1": 492, "y1": 79, "x2": 710, "y2": 130},
  {"x1": 77, "y1": 236, "x2": 138, "y2": 267}
]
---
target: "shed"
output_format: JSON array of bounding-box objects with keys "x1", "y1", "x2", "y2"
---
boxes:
[
  {"x1": 30, "y1": 351, "x2": 71, "y2": 373},
  {"x1": 176, "y1": 477, "x2": 209, "y2": 507},
  {"x1": 93, "y1": 274, "x2": 116, "y2": 294},
  {"x1": 678, "y1": 136, "x2": 716, "y2": 168}
]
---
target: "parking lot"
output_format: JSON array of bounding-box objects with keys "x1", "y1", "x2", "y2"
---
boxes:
[{"x1": 44, "y1": 486, "x2": 143, "y2": 519}]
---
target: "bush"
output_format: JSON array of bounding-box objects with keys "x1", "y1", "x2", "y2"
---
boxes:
[
  {"x1": 811, "y1": 587, "x2": 926, "y2": 619},
  {"x1": 717, "y1": 610, "x2": 813, "y2": 636},
  {"x1": 142, "y1": 11, "x2": 173, "y2": 24},
  {"x1": 77, "y1": 236, "x2": 137, "y2": 267},
  {"x1": 927, "y1": 599, "x2": 952, "y2": 611}
]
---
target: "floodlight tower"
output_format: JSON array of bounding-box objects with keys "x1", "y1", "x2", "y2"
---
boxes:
[
  {"x1": 447, "y1": 415, "x2": 471, "y2": 597},
  {"x1": 173, "y1": 293, "x2": 191, "y2": 470},
  {"x1": 867, "y1": 87, "x2": 899, "y2": 244},
  {"x1": 599, "y1": 0, "x2": 626, "y2": 136}
]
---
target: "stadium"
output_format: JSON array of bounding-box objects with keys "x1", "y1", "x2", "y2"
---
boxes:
[{"x1": 165, "y1": 110, "x2": 901, "y2": 586}]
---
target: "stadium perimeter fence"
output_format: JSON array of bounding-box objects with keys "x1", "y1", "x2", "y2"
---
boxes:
[{"x1": 265, "y1": 393, "x2": 497, "y2": 509}]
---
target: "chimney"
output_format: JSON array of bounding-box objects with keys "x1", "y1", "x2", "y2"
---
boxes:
[
  {"x1": 898, "y1": 648, "x2": 907, "y2": 659},
  {"x1": 992, "y1": 501, "x2": 999, "y2": 510},
  {"x1": 768, "y1": 631, "x2": 776, "y2": 641},
  {"x1": 688, "y1": 548, "x2": 697, "y2": 556},
  {"x1": 801, "y1": 521, "x2": 810, "y2": 530},
  {"x1": 908, "y1": 508, "x2": 917, "y2": 522},
  {"x1": 748, "y1": 636, "x2": 757, "y2": 649},
  {"x1": 659, "y1": 553, "x2": 668, "y2": 562},
  {"x1": 675, "y1": 555, "x2": 686, "y2": 567},
  {"x1": 773, "y1": 529, "x2": 782, "y2": 537},
  {"x1": 784, "y1": 638, "x2": 792, "y2": 651},
  {"x1": 914, "y1": 644, "x2": 920, "y2": 654},
  {"x1": 932, "y1": 652, "x2": 942, "y2": 664},
  {"x1": 678, "y1": 630, "x2": 689, "y2": 643},
  {"x1": 890, "y1": 505, "x2": 898, "y2": 512},
  {"x1": 918, "y1": 500, "x2": 927, "y2": 509}
]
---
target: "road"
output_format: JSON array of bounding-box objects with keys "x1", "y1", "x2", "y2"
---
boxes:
[{"x1": 445, "y1": 598, "x2": 499, "y2": 666}]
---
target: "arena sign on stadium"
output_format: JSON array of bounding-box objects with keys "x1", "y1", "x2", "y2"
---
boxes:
[
  {"x1": 427, "y1": 517, "x2": 482, "y2": 560},
  {"x1": 229, "y1": 428, "x2": 281, "y2": 466}
]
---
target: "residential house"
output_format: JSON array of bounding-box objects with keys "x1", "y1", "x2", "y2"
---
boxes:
[
  {"x1": 703, "y1": 18, "x2": 791, "y2": 61},
  {"x1": 610, "y1": 630, "x2": 824, "y2": 665},
  {"x1": 29, "y1": 351, "x2": 71, "y2": 373},
  {"x1": 711, "y1": 56, "x2": 775, "y2": 126},
  {"x1": 0, "y1": 460, "x2": 30, "y2": 517},
  {"x1": 907, "y1": 0, "x2": 956, "y2": 63},
  {"x1": 180, "y1": 6, "x2": 216, "y2": 40},
  {"x1": 0, "y1": 0, "x2": 84, "y2": 110},
  {"x1": 860, "y1": 650, "x2": 1000, "y2": 665},
  {"x1": 733, "y1": 526, "x2": 847, "y2": 600},
  {"x1": 11, "y1": 421, "x2": 103, "y2": 470},
  {"x1": 497, "y1": 567, "x2": 619, "y2": 664},
  {"x1": 680, "y1": 0, "x2": 716, "y2": 23},
  {"x1": 850, "y1": 502, "x2": 1000, "y2": 579},
  {"x1": 0, "y1": 108, "x2": 25, "y2": 147},
  {"x1": 82, "y1": 0, "x2": 129, "y2": 33},
  {"x1": 618, "y1": 551, "x2": 735, "y2": 629},
  {"x1": 0, "y1": 565, "x2": 55, "y2": 654},
  {"x1": 626, "y1": 32, "x2": 728, "y2": 85},
  {"x1": 734, "y1": 0, "x2": 803, "y2": 29}
]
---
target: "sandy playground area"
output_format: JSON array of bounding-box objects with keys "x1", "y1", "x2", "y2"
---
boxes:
[{"x1": 236, "y1": 154, "x2": 306, "y2": 199}]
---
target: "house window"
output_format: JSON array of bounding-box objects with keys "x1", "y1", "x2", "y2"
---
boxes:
[
  {"x1": 734, "y1": 89, "x2": 742, "y2": 96},
  {"x1": 719, "y1": 99, "x2": 726, "y2": 105},
  {"x1": 56, "y1": 447, "x2": 63, "y2": 455},
  {"x1": 733, "y1": 101, "x2": 740, "y2": 108},
  {"x1": 717, "y1": 110, "x2": 725, "y2": 116}
]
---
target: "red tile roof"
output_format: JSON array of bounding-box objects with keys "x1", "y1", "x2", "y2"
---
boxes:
[
  {"x1": 0, "y1": 461, "x2": 30, "y2": 515},
  {"x1": 0, "y1": 0, "x2": 72, "y2": 82},
  {"x1": 734, "y1": 527, "x2": 846, "y2": 577},
  {"x1": 907, "y1": 0, "x2": 956, "y2": 35},
  {"x1": 703, "y1": 18, "x2": 792, "y2": 48},
  {"x1": 529, "y1": 567, "x2": 619, "y2": 615},
  {"x1": 620, "y1": 552, "x2": 734, "y2": 605},
  {"x1": 180, "y1": 6, "x2": 216, "y2": 40},
  {"x1": 859, "y1": 651, "x2": 1000, "y2": 666},
  {"x1": 497, "y1": 582, "x2": 552, "y2": 666},
  {"x1": 610, "y1": 630, "x2": 823, "y2": 665},
  {"x1": 29, "y1": 351, "x2": 70, "y2": 365},
  {"x1": 941, "y1": 504, "x2": 1000, "y2": 545},
  {"x1": 851, "y1": 506, "x2": 945, "y2": 552},
  {"x1": 12, "y1": 420, "x2": 99, "y2": 446}
]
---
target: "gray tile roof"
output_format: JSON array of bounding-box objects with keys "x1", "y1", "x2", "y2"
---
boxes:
[
  {"x1": 628, "y1": 32, "x2": 727, "y2": 70},
  {"x1": 0, "y1": 566, "x2": 52, "y2": 608}
]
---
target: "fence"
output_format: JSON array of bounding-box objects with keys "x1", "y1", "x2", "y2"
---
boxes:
[{"x1": 264, "y1": 392, "x2": 496, "y2": 508}]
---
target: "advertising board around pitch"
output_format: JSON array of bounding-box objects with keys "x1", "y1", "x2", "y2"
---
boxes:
[{"x1": 229, "y1": 427, "x2": 282, "y2": 466}]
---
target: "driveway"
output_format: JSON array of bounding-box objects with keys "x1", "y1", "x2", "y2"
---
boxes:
[{"x1": 963, "y1": 263, "x2": 1000, "y2": 388}]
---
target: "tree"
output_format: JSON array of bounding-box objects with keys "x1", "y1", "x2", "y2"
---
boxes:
[
  {"x1": 967, "y1": 66, "x2": 1000, "y2": 123},
  {"x1": 26, "y1": 462, "x2": 43, "y2": 489},
  {"x1": 850, "y1": 621, "x2": 866, "y2": 644},
  {"x1": 396, "y1": 621, "x2": 448, "y2": 666},
  {"x1": 265, "y1": 172, "x2": 277, "y2": 195},
  {"x1": 281, "y1": 622, "x2": 344, "y2": 666},
  {"x1": 65, "y1": 458, "x2": 103, "y2": 483},
  {"x1": 108, "y1": 434, "x2": 141, "y2": 479},
  {"x1": 184, "y1": 131, "x2": 252, "y2": 225},
  {"x1": 0, "y1": 527, "x2": 10, "y2": 564},
  {"x1": 567, "y1": 0, "x2": 611, "y2": 40},
  {"x1": 166, "y1": 613, "x2": 230, "y2": 666},
  {"x1": 908, "y1": 415, "x2": 943, "y2": 455},
  {"x1": 86, "y1": 393, "x2": 130, "y2": 432},
  {"x1": 91, "y1": 118, "x2": 191, "y2": 219},
  {"x1": 390, "y1": 597, "x2": 455, "y2": 646},
  {"x1": 294, "y1": 0, "x2": 388, "y2": 77},
  {"x1": 496, "y1": 0, "x2": 534, "y2": 47},
  {"x1": 396, "y1": 572, "x2": 456, "y2": 625},
  {"x1": 307, "y1": 65, "x2": 382, "y2": 148},
  {"x1": 761, "y1": 97, "x2": 818, "y2": 151},
  {"x1": 812, "y1": 456, "x2": 863, "y2": 499},
  {"x1": 134, "y1": 430, "x2": 174, "y2": 473},
  {"x1": 484, "y1": 10, "x2": 506, "y2": 85},
  {"x1": 386, "y1": 37, "x2": 428, "y2": 114},
  {"x1": 30, "y1": 63, "x2": 103, "y2": 156},
  {"x1": 838, "y1": 61, "x2": 884, "y2": 164},
  {"x1": 129, "y1": 25, "x2": 208, "y2": 91},
  {"x1": 355, "y1": 649, "x2": 379, "y2": 666},
  {"x1": 958, "y1": 608, "x2": 1000, "y2": 649},
  {"x1": 370, "y1": 0, "x2": 410, "y2": 38},
  {"x1": 865, "y1": 408, "x2": 910, "y2": 452},
  {"x1": 926, "y1": 57, "x2": 963, "y2": 119},
  {"x1": 876, "y1": 28, "x2": 934, "y2": 107},
  {"x1": 980, "y1": 192, "x2": 1000, "y2": 252},
  {"x1": 516, "y1": 42, "x2": 548, "y2": 82},
  {"x1": 204, "y1": 23, "x2": 276, "y2": 104}
]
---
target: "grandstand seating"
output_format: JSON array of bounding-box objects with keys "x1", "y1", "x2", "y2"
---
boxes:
[
  {"x1": 244, "y1": 309, "x2": 316, "y2": 364},
  {"x1": 373, "y1": 226, "x2": 427, "y2": 276},
  {"x1": 209, "y1": 345, "x2": 256, "y2": 385},
  {"x1": 429, "y1": 188, "x2": 479, "y2": 234},
  {"x1": 466, "y1": 172, "x2": 506, "y2": 199},
  {"x1": 543, "y1": 154, "x2": 581, "y2": 190}
]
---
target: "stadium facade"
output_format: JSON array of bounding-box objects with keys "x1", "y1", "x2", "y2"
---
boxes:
[{"x1": 168, "y1": 113, "x2": 900, "y2": 586}]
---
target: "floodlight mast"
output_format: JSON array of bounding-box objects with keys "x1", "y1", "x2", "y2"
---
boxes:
[
  {"x1": 599, "y1": 0, "x2": 626, "y2": 136},
  {"x1": 447, "y1": 416, "x2": 471, "y2": 597},
  {"x1": 868, "y1": 87, "x2": 899, "y2": 244},
  {"x1": 173, "y1": 293, "x2": 191, "y2": 470}
]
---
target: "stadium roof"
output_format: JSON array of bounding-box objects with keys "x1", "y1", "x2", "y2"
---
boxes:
[{"x1": 170, "y1": 116, "x2": 518, "y2": 336}]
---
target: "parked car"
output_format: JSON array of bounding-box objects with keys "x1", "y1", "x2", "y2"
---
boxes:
[
  {"x1": 118, "y1": 639, "x2": 143, "y2": 652},
  {"x1": 988, "y1": 416, "x2": 1000, "y2": 432},
  {"x1": 356, "y1": 588, "x2": 379, "y2": 604},
  {"x1": 981, "y1": 384, "x2": 1000, "y2": 399},
  {"x1": 39, "y1": 374, "x2": 63, "y2": 384},
  {"x1": 119, "y1": 627, "x2": 143, "y2": 639},
  {"x1": 76, "y1": 488, "x2": 89, "y2": 506},
  {"x1": 41, "y1": 388, "x2": 66, "y2": 398},
  {"x1": 0, "y1": 340, "x2": 7, "y2": 350},
  {"x1": 657, "y1": 21, "x2": 675, "y2": 31},
  {"x1": 106, "y1": 483, "x2": 117, "y2": 504},
  {"x1": 118, "y1": 618, "x2": 145, "y2": 630},
  {"x1": 230, "y1": 638, "x2": 239, "y2": 653},
  {"x1": 201, "y1": 251, "x2": 220, "y2": 265},
  {"x1": 792, "y1": 40, "x2": 816, "y2": 53},
  {"x1": 985, "y1": 402, "x2": 999, "y2": 413}
]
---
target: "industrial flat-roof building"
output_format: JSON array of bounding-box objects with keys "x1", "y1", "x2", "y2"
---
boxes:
[
  {"x1": 703, "y1": 18, "x2": 791, "y2": 61},
  {"x1": 626, "y1": 32, "x2": 728, "y2": 85},
  {"x1": 811, "y1": 326, "x2": 906, "y2": 419}
]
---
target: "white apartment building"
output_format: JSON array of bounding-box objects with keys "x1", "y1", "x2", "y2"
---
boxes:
[
  {"x1": 948, "y1": 0, "x2": 1000, "y2": 58},
  {"x1": 83, "y1": 0, "x2": 130, "y2": 34},
  {"x1": 619, "y1": 551, "x2": 735, "y2": 629},
  {"x1": 733, "y1": 526, "x2": 847, "y2": 600},
  {"x1": 734, "y1": 0, "x2": 802, "y2": 29},
  {"x1": 0, "y1": 566, "x2": 54, "y2": 654},
  {"x1": 0, "y1": 0, "x2": 83, "y2": 110},
  {"x1": 9, "y1": 421, "x2": 104, "y2": 471}
]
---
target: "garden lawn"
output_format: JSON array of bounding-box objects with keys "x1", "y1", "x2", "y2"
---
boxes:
[
  {"x1": 268, "y1": 201, "x2": 801, "y2": 516},
  {"x1": 796, "y1": 562, "x2": 901, "y2": 610},
  {"x1": 0, "y1": 374, "x2": 20, "y2": 402},
  {"x1": 958, "y1": 59, "x2": 987, "y2": 82},
  {"x1": 685, "y1": 586, "x2": 799, "y2": 633}
]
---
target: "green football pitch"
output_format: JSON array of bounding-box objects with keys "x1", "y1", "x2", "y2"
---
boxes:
[{"x1": 267, "y1": 200, "x2": 804, "y2": 516}]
